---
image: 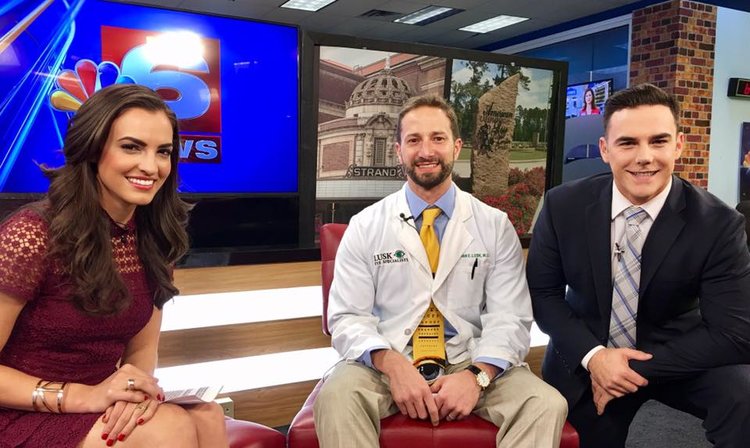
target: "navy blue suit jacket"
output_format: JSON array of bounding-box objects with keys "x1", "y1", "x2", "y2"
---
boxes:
[{"x1": 527, "y1": 173, "x2": 750, "y2": 407}]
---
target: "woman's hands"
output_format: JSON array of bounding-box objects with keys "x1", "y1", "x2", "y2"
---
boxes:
[
  {"x1": 100, "y1": 397, "x2": 160, "y2": 444},
  {"x1": 75, "y1": 364, "x2": 164, "y2": 413},
  {"x1": 88, "y1": 364, "x2": 165, "y2": 445}
]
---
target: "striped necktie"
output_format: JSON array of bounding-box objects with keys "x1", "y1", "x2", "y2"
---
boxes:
[{"x1": 608, "y1": 206, "x2": 649, "y2": 348}]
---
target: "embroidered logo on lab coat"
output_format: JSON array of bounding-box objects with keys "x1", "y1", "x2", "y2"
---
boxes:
[{"x1": 373, "y1": 250, "x2": 409, "y2": 266}]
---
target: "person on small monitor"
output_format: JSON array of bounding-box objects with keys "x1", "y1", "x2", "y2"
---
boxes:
[
  {"x1": 313, "y1": 94, "x2": 567, "y2": 448},
  {"x1": 0, "y1": 84, "x2": 229, "y2": 447},
  {"x1": 579, "y1": 88, "x2": 601, "y2": 116},
  {"x1": 527, "y1": 83, "x2": 750, "y2": 447}
]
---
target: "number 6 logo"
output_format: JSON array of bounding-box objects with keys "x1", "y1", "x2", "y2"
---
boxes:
[{"x1": 120, "y1": 43, "x2": 211, "y2": 121}]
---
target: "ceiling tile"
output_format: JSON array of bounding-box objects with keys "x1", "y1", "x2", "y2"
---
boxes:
[
  {"x1": 327, "y1": 17, "x2": 381, "y2": 36},
  {"x1": 323, "y1": 0, "x2": 392, "y2": 15},
  {"x1": 260, "y1": 5, "x2": 316, "y2": 23}
]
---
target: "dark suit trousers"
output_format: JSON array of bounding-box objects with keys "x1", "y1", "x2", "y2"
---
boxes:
[{"x1": 568, "y1": 364, "x2": 750, "y2": 448}]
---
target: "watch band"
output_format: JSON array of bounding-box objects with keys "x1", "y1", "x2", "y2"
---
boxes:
[{"x1": 466, "y1": 364, "x2": 491, "y2": 390}]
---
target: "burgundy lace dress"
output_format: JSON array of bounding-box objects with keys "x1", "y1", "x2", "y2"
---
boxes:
[{"x1": 0, "y1": 207, "x2": 155, "y2": 447}]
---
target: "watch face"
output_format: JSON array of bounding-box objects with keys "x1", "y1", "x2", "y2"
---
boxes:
[{"x1": 477, "y1": 371, "x2": 490, "y2": 388}]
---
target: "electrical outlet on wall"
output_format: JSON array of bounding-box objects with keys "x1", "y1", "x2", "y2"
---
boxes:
[{"x1": 216, "y1": 397, "x2": 234, "y2": 418}]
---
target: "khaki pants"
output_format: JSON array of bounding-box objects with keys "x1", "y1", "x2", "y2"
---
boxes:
[{"x1": 313, "y1": 359, "x2": 568, "y2": 448}]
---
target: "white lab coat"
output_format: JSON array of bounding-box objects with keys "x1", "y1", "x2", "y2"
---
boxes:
[{"x1": 328, "y1": 184, "x2": 533, "y2": 367}]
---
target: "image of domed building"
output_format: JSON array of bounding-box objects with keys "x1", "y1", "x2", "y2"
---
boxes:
[
  {"x1": 317, "y1": 68, "x2": 410, "y2": 180},
  {"x1": 315, "y1": 52, "x2": 446, "y2": 204}
]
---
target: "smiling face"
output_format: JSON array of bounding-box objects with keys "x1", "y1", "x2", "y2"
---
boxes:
[
  {"x1": 599, "y1": 104, "x2": 683, "y2": 205},
  {"x1": 396, "y1": 106, "x2": 462, "y2": 202},
  {"x1": 584, "y1": 89, "x2": 594, "y2": 106},
  {"x1": 97, "y1": 107, "x2": 174, "y2": 222}
]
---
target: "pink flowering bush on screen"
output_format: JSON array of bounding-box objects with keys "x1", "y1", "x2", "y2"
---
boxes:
[{"x1": 481, "y1": 167, "x2": 544, "y2": 235}]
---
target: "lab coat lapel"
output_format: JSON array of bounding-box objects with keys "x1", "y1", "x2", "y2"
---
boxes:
[
  {"x1": 394, "y1": 187, "x2": 432, "y2": 276},
  {"x1": 433, "y1": 190, "x2": 472, "y2": 291}
]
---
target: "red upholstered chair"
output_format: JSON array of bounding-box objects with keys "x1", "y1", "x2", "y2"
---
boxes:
[
  {"x1": 287, "y1": 223, "x2": 579, "y2": 448},
  {"x1": 226, "y1": 417, "x2": 286, "y2": 448}
]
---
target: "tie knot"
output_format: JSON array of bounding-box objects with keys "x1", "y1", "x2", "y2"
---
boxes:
[
  {"x1": 624, "y1": 206, "x2": 648, "y2": 225},
  {"x1": 422, "y1": 208, "x2": 441, "y2": 226}
]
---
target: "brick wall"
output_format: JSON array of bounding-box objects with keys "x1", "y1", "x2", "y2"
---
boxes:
[
  {"x1": 321, "y1": 141, "x2": 351, "y2": 172},
  {"x1": 630, "y1": 0, "x2": 716, "y2": 187}
]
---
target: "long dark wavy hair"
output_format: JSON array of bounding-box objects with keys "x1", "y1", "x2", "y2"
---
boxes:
[{"x1": 42, "y1": 84, "x2": 191, "y2": 315}]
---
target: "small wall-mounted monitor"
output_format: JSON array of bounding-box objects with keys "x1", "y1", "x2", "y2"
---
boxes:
[
  {"x1": 565, "y1": 79, "x2": 613, "y2": 119},
  {"x1": 560, "y1": 79, "x2": 613, "y2": 183}
]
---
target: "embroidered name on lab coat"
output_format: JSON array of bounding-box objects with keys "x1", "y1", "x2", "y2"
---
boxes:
[{"x1": 461, "y1": 252, "x2": 488, "y2": 259}]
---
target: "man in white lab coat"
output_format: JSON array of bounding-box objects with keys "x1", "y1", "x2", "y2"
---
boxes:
[{"x1": 313, "y1": 95, "x2": 567, "y2": 448}]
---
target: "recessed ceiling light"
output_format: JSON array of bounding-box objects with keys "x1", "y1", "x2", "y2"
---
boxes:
[
  {"x1": 459, "y1": 15, "x2": 528, "y2": 33},
  {"x1": 394, "y1": 6, "x2": 461, "y2": 25},
  {"x1": 280, "y1": 0, "x2": 337, "y2": 12}
]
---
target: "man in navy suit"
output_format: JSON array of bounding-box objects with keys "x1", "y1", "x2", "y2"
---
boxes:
[
  {"x1": 736, "y1": 199, "x2": 750, "y2": 249},
  {"x1": 527, "y1": 83, "x2": 750, "y2": 447}
]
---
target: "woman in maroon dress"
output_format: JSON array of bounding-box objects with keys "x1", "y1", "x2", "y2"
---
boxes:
[{"x1": 0, "y1": 84, "x2": 228, "y2": 447}]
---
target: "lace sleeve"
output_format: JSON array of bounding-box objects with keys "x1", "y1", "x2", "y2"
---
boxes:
[{"x1": 0, "y1": 208, "x2": 49, "y2": 302}]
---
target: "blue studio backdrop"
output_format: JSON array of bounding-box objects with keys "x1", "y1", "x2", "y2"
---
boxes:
[{"x1": 0, "y1": 0, "x2": 299, "y2": 194}]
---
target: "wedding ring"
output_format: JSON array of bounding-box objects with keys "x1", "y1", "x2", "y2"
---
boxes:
[
  {"x1": 136, "y1": 403, "x2": 147, "y2": 410},
  {"x1": 126, "y1": 378, "x2": 135, "y2": 392}
]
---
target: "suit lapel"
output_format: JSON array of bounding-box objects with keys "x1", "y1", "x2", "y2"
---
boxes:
[
  {"x1": 433, "y1": 191, "x2": 473, "y2": 290},
  {"x1": 640, "y1": 177, "x2": 686, "y2": 295},
  {"x1": 586, "y1": 182, "x2": 614, "y2": 327}
]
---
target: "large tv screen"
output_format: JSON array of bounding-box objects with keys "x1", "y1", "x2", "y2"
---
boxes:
[
  {"x1": 307, "y1": 33, "x2": 566, "y2": 238},
  {"x1": 0, "y1": 0, "x2": 299, "y2": 194}
]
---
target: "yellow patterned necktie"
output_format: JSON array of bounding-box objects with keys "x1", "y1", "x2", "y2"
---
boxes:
[
  {"x1": 412, "y1": 207, "x2": 446, "y2": 381},
  {"x1": 420, "y1": 208, "x2": 441, "y2": 274}
]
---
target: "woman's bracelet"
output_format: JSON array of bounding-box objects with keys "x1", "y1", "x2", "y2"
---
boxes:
[{"x1": 31, "y1": 380, "x2": 67, "y2": 413}]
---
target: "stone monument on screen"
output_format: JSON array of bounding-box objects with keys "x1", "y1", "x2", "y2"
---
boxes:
[{"x1": 472, "y1": 73, "x2": 519, "y2": 197}]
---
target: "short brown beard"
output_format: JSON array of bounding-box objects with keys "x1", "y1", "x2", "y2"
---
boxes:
[{"x1": 404, "y1": 157, "x2": 454, "y2": 191}]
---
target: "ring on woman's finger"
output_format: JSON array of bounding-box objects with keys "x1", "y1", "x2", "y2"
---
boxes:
[
  {"x1": 136, "y1": 403, "x2": 147, "y2": 410},
  {"x1": 126, "y1": 378, "x2": 135, "y2": 392}
]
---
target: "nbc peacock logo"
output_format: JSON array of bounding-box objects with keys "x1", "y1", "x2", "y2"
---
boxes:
[{"x1": 49, "y1": 60, "x2": 135, "y2": 112}]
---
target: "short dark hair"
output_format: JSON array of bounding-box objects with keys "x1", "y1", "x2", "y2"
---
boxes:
[
  {"x1": 603, "y1": 83, "x2": 680, "y2": 133},
  {"x1": 396, "y1": 95, "x2": 460, "y2": 142}
]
